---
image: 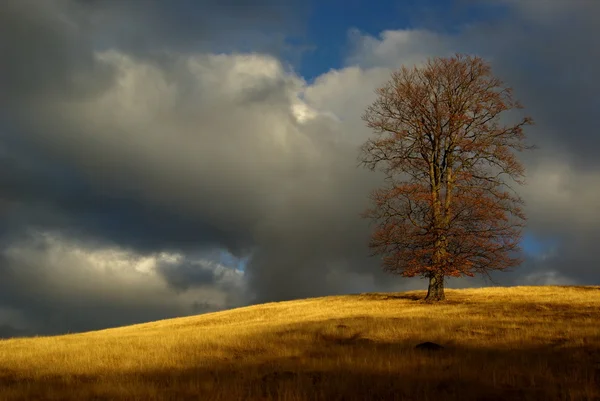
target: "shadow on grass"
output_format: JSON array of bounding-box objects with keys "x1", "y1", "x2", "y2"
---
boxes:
[
  {"x1": 144, "y1": 332, "x2": 599, "y2": 401},
  {"x1": 2, "y1": 348, "x2": 596, "y2": 401},
  {"x1": 351, "y1": 292, "x2": 424, "y2": 301},
  {"x1": 2, "y1": 318, "x2": 598, "y2": 401},
  {"x1": 560, "y1": 285, "x2": 600, "y2": 291}
]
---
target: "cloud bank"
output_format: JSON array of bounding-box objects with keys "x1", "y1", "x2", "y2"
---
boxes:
[{"x1": 0, "y1": 0, "x2": 598, "y2": 336}]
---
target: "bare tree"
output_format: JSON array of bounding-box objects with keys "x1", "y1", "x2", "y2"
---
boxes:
[{"x1": 359, "y1": 54, "x2": 535, "y2": 301}]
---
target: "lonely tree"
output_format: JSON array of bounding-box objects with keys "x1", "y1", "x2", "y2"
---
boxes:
[{"x1": 359, "y1": 54, "x2": 534, "y2": 301}]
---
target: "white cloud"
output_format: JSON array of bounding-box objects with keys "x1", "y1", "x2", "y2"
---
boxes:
[
  {"x1": 303, "y1": 66, "x2": 389, "y2": 124},
  {"x1": 522, "y1": 271, "x2": 577, "y2": 286},
  {"x1": 0, "y1": 229, "x2": 246, "y2": 333},
  {"x1": 17, "y1": 26, "x2": 597, "y2": 305},
  {"x1": 345, "y1": 28, "x2": 455, "y2": 69},
  {"x1": 23, "y1": 50, "x2": 330, "y2": 229},
  {"x1": 3, "y1": 0, "x2": 600, "y2": 335}
]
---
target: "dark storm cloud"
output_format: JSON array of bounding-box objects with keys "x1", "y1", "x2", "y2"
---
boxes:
[
  {"x1": 0, "y1": 0, "x2": 304, "y2": 335},
  {"x1": 0, "y1": 324, "x2": 29, "y2": 339},
  {"x1": 0, "y1": 231, "x2": 242, "y2": 336},
  {"x1": 73, "y1": 0, "x2": 308, "y2": 58},
  {"x1": 0, "y1": 0, "x2": 305, "y2": 256},
  {"x1": 158, "y1": 264, "x2": 216, "y2": 291},
  {"x1": 0, "y1": 0, "x2": 115, "y2": 105},
  {"x1": 474, "y1": 1, "x2": 600, "y2": 171},
  {"x1": 0, "y1": 0, "x2": 307, "y2": 105},
  {"x1": 1, "y1": 0, "x2": 599, "y2": 338},
  {"x1": 470, "y1": 1, "x2": 600, "y2": 286},
  {"x1": 243, "y1": 139, "x2": 415, "y2": 304},
  {"x1": 0, "y1": 135, "x2": 250, "y2": 255},
  {"x1": 157, "y1": 258, "x2": 239, "y2": 292}
]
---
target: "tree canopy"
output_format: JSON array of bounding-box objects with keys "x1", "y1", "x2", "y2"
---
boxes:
[{"x1": 359, "y1": 54, "x2": 535, "y2": 301}]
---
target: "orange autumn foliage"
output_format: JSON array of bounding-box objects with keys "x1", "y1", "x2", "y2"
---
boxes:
[{"x1": 359, "y1": 54, "x2": 535, "y2": 301}]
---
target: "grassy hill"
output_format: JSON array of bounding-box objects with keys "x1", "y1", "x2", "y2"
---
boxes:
[{"x1": 0, "y1": 285, "x2": 599, "y2": 400}]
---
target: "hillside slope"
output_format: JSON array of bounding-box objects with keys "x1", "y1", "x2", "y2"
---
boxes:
[{"x1": 1, "y1": 285, "x2": 599, "y2": 400}]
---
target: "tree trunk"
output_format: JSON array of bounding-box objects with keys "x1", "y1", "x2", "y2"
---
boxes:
[{"x1": 425, "y1": 271, "x2": 445, "y2": 301}]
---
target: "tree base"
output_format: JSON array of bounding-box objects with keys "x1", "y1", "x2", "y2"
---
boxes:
[{"x1": 425, "y1": 272, "x2": 446, "y2": 301}]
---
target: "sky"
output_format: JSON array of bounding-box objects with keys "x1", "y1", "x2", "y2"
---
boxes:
[{"x1": 1, "y1": 0, "x2": 599, "y2": 338}]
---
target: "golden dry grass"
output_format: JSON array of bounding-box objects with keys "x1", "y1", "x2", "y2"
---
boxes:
[{"x1": 0, "y1": 285, "x2": 599, "y2": 400}]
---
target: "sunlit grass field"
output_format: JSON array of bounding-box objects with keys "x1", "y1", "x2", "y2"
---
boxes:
[{"x1": 0, "y1": 285, "x2": 599, "y2": 400}]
